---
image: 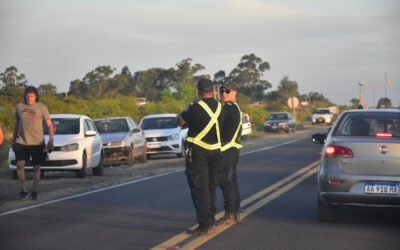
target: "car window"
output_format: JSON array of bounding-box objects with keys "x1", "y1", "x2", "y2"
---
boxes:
[
  {"x1": 85, "y1": 119, "x2": 96, "y2": 131},
  {"x1": 335, "y1": 113, "x2": 400, "y2": 137},
  {"x1": 242, "y1": 115, "x2": 249, "y2": 123},
  {"x1": 141, "y1": 117, "x2": 178, "y2": 130},
  {"x1": 83, "y1": 119, "x2": 90, "y2": 133},
  {"x1": 94, "y1": 119, "x2": 130, "y2": 134},
  {"x1": 44, "y1": 118, "x2": 80, "y2": 135},
  {"x1": 269, "y1": 113, "x2": 288, "y2": 120},
  {"x1": 314, "y1": 109, "x2": 331, "y2": 114},
  {"x1": 126, "y1": 118, "x2": 134, "y2": 131}
]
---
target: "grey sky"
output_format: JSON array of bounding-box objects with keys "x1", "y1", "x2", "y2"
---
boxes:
[{"x1": 1, "y1": 0, "x2": 399, "y2": 107}]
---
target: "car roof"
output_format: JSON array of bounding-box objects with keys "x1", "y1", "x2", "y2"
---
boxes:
[
  {"x1": 50, "y1": 114, "x2": 88, "y2": 119},
  {"x1": 271, "y1": 112, "x2": 290, "y2": 115},
  {"x1": 141, "y1": 113, "x2": 177, "y2": 119},
  {"x1": 93, "y1": 117, "x2": 131, "y2": 121},
  {"x1": 343, "y1": 109, "x2": 400, "y2": 114}
]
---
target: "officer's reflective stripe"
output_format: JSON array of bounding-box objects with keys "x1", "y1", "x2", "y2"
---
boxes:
[
  {"x1": 221, "y1": 102, "x2": 243, "y2": 152},
  {"x1": 186, "y1": 100, "x2": 221, "y2": 150}
]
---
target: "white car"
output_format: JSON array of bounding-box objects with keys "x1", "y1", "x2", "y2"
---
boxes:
[
  {"x1": 312, "y1": 108, "x2": 334, "y2": 125},
  {"x1": 94, "y1": 117, "x2": 147, "y2": 166},
  {"x1": 139, "y1": 114, "x2": 188, "y2": 158},
  {"x1": 9, "y1": 114, "x2": 104, "y2": 178},
  {"x1": 241, "y1": 113, "x2": 252, "y2": 139}
]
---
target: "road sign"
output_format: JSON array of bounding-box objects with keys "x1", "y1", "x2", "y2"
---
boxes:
[{"x1": 287, "y1": 97, "x2": 299, "y2": 108}]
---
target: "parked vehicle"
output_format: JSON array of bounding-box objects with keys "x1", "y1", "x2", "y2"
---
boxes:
[
  {"x1": 94, "y1": 117, "x2": 147, "y2": 166},
  {"x1": 312, "y1": 109, "x2": 400, "y2": 221},
  {"x1": 139, "y1": 114, "x2": 188, "y2": 158},
  {"x1": 312, "y1": 108, "x2": 334, "y2": 125},
  {"x1": 241, "y1": 113, "x2": 252, "y2": 139},
  {"x1": 264, "y1": 112, "x2": 296, "y2": 133},
  {"x1": 9, "y1": 114, "x2": 104, "y2": 178}
]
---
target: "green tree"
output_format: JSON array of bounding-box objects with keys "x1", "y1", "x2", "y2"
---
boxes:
[
  {"x1": 350, "y1": 98, "x2": 360, "y2": 108},
  {"x1": 228, "y1": 53, "x2": 271, "y2": 101},
  {"x1": 377, "y1": 97, "x2": 392, "y2": 108},
  {"x1": 213, "y1": 70, "x2": 226, "y2": 85},
  {"x1": 38, "y1": 83, "x2": 57, "y2": 95},
  {"x1": 277, "y1": 76, "x2": 299, "y2": 104},
  {"x1": 0, "y1": 66, "x2": 28, "y2": 87}
]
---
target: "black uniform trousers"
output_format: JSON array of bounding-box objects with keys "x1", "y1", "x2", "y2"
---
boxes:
[
  {"x1": 219, "y1": 147, "x2": 240, "y2": 213},
  {"x1": 185, "y1": 144, "x2": 221, "y2": 229}
]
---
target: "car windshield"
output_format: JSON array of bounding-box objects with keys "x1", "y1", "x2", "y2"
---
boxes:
[
  {"x1": 94, "y1": 119, "x2": 129, "y2": 134},
  {"x1": 242, "y1": 115, "x2": 249, "y2": 123},
  {"x1": 335, "y1": 112, "x2": 400, "y2": 137},
  {"x1": 141, "y1": 117, "x2": 177, "y2": 130},
  {"x1": 44, "y1": 118, "x2": 80, "y2": 135},
  {"x1": 314, "y1": 109, "x2": 330, "y2": 114},
  {"x1": 268, "y1": 113, "x2": 288, "y2": 120}
]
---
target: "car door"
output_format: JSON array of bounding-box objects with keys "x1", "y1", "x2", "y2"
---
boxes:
[
  {"x1": 84, "y1": 119, "x2": 101, "y2": 167},
  {"x1": 129, "y1": 118, "x2": 145, "y2": 155}
]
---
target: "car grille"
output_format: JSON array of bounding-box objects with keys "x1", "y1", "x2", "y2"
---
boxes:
[
  {"x1": 147, "y1": 146, "x2": 171, "y2": 152},
  {"x1": 146, "y1": 136, "x2": 168, "y2": 142}
]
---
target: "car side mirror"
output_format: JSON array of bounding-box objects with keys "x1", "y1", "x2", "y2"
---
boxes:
[
  {"x1": 132, "y1": 128, "x2": 141, "y2": 133},
  {"x1": 312, "y1": 133, "x2": 326, "y2": 144},
  {"x1": 85, "y1": 130, "x2": 97, "y2": 137}
]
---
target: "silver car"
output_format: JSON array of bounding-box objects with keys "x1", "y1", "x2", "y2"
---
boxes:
[{"x1": 312, "y1": 109, "x2": 400, "y2": 221}]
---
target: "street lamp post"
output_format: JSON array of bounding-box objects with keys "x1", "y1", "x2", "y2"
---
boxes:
[{"x1": 358, "y1": 79, "x2": 390, "y2": 108}]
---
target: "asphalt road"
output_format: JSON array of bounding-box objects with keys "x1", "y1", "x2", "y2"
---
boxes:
[{"x1": 1, "y1": 134, "x2": 399, "y2": 250}]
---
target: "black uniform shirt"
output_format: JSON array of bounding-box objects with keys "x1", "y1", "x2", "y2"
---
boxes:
[
  {"x1": 221, "y1": 101, "x2": 241, "y2": 144},
  {"x1": 181, "y1": 97, "x2": 225, "y2": 144}
]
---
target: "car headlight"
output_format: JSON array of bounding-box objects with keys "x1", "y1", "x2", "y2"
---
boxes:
[
  {"x1": 168, "y1": 133, "x2": 179, "y2": 141},
  {"x1": 109, "y1": 141, "x2": 124, "y2": 147},
  {"x1": 60, "y1": 143, "x2": 79, "y2": 152},
  {"x1": 279, "y1": 122, "x2": 287, "y2": 126}
]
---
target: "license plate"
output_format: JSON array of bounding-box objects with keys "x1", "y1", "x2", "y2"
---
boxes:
[
  {"x1": 365, "y1": 183, "x2": 399, "y2": 194},
  {"x1": 147, "y1": 142, "x2": 161, "y2": 148}
]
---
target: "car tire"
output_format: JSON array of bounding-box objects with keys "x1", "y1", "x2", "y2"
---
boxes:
[
  {"x1": 12, "y1": 170, "x2": 18, "y2": 180},
  {"x1": 76, "y1": 152, "x2": 87, "y2": 178},
  {"x1": 92, "y1": 153, "x2": 104, "y2": 176},
  {"x1": 127, "y1": 146, "x2": 135, "y2": 166},
  {"x1": 317, "y1": 197, "x2": 335, "y2": 222},
  {"x1": 177, "y1": 141, "x2": 185, "y2": 158},
  {"x1": 138, "y1": 143, "x2": 147, "y2": 163}
]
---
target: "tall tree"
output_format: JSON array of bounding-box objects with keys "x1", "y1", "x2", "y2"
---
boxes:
[
  {"x1": 38, "y1": 83, "x2": 57, "y2": 95},
  {"x1": 213, "y1": 70, "x2": 226, "y2": 85},
  {"x1": 377, "y1": 97, "x2": 392, "y2": 108},
  {"x1": 277, "y1": 76, "x2": 299, "y2": 104},
  {"x1": 228, "y1": 53, "x2": 271, "y2": 101},
  {"x1": 0, "y1": 66, "x2": 28, "y2": 87},
  {"x1": 350, "y1": 98, "x2": 360, "y2": 108}
]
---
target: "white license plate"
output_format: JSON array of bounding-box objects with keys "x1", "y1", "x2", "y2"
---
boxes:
[
  {"x1": 365, "y1": 183, "x2": 399, "y2": 194},
  {"x1": 147, "y1": 142, "x2": 161, "y2": 148}
]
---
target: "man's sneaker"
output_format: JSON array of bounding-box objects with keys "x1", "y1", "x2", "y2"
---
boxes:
[
  {"x1": 186, "y1": 225, "x2": 216, "y2": 236},
  {"x1": 216, "y1": 213, "x2": 235, "y2": 225},
  {"x1": 234, "y1": 212, "x2": 242, "y2": 223},
  {"x1": 31, "y1": 191, "x2": 38, "y2": 200},
  {"x1": 19, "y1": 191, "x2": 29, "y2": 201}
]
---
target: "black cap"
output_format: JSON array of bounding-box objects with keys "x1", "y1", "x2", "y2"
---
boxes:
[
  {"x1": 221, "y1": 81, "x2": 238, "y2": 91},
  {"x1": 197, "y1": 78, "x2": 214, "y2": 93}
]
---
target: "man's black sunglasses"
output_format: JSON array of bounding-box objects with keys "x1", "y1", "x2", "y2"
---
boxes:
[{"x1": 220, "y1": 89, "x2": 231, "y2": 94}]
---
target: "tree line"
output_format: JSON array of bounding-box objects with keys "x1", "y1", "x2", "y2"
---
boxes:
[{"x1": 1, "y1": 53, "x2": 337, "y2": 134}]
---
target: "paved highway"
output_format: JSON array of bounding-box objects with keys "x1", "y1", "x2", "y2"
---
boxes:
[{"x1": 1, "y1": 133, "x2": 399, "y2": 250}]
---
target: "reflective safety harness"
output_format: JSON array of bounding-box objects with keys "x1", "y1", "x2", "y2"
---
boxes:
[
  {"x1": 221, "y1": 102, "x2": 243, "y2": 152},
  {"x1": 186, "y1": 100, "x2": 222, "y2": 150}
]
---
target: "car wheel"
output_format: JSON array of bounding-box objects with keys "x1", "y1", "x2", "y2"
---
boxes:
[
  {"x1": 317, "y1": 197, "x2": 335, "y2": 222},
  {"x1": 138, "y1": 143, "x2": 147, "y2": 163},
  {"x1": 127, "y1": 146, "x2": 135, "y2": 166},
  {"x1": 177, "y1": 141, "x2": 185, "y2": 158},
  {"x1": 76, "y1": 152, "x2": 87, "y2": 178},
  {"x1": 92, "y1": 153, "x2": 104, "y2": 176},
  {"x1": 12, "y1": 170, "x2": 18, "y2": 180}
]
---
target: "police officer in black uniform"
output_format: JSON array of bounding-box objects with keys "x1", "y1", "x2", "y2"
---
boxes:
[
  {"x1": 217, "y1": 81, "x2": 243, "y2": 225},
  {"x1": 176, "y1": 78, "x2": 225, "y2": 236}
]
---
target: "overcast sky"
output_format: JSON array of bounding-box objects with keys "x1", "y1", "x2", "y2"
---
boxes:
[{"x1": 1, "y1": 0, "x2": 399, "y2": 107}]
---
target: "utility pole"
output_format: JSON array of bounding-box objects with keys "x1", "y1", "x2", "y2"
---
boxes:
[{"x1": 385, "y1": 72, "x2": 387, "y2": 98}]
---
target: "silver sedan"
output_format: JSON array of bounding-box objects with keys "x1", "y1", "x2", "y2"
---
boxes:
[{"x1": 312, "y1": 109, "x2": 400, "y2": 221}]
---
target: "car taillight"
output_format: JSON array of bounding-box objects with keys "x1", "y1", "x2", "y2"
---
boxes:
[
  {"x1": 325, "y1": 145, "x2": 353, "y2": 157},
  {"x1": 376, "y1": 132, "x2": 392, "y2": 138}
]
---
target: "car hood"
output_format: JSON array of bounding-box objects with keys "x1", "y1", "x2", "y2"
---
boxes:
[
  {"x1": 143, "y1": 128, "x2": 180, "y2": 137},
  {"x1": 45, "y1": 134, "x2": 81, "y2": 146},
  {"x1": 99, "y1": 133, "x2": 127, "y2": 142},
  {"x1": 266, "y1": 119, "x2": 289, "y2": 123}
]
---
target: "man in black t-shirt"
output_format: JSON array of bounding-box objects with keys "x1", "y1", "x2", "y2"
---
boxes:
[
  {"x1": 177, "y1": 78, "x2": 224, "y2": 236},
  {"x1": 217, "y1": 81, "x2": 243, "y2": 225}
]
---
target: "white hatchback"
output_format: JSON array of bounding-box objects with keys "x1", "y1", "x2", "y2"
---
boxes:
[
  {"x1": 139, "y1": 114, "x2": 188, "y2": 158},
  {"x1": 9, "y1": 114, "x2": 104, "y2": 178}
]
